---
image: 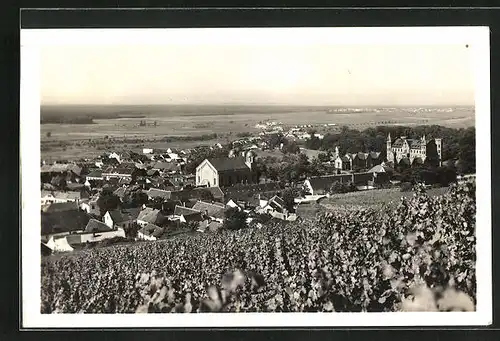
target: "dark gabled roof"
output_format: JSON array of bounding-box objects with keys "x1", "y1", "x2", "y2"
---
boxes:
[
  {"x1": 41, "y1": 201, "x2": 79, "y2": 213},
  {"x1": 42, "y1": 190, "x2": 86, "y2": 200},
  {"x1": 205, "y1": 157, "x2": 249, "y2": 172},
  {"x1": 341, "y1": 155, "x2": 352, "y2": 162},
  {"x1": 174, "y1": 205, "x2": 201, "y2": 217},
  {"x1": 184, "y1": 211, "x2": 204, "y2": 222},
  {"x1": 352, "y1": 172, "x2": 374, "y2": 185},
  {"x1": 41, "y1": 164, "x2": 82, "y2": 176},
  {"x1": 103, "y1": 166, "x2": 135, "y2": 176},
  {"x1": 42, "y1": 183, "x2": 57, "y2": 191},
  {"x1": 137, "y1": 208, "x2": 167, "y2": 225},
  {"x1": 269, "y1": 195, "x2": 285, "y2": 208},
  {"x1": 408, "y1": 139, "x2": 423, "y2": 149},
  {"x1": 147, "y1": 188, "x2": 172, "y2": 200},
  {"x1": 153, "y1": 161, "x2": 179, "y2": 171},
  {"x1": 147, "y1": 169, "x2": 160, "y2": 176},
  {"x1": 168, "y1": 187, "x2": 223, "y2": 202},
  {"x1": 222, "y1": 182, "x2": 283, "y2": 199},
  {"x1": 306, "y1": 174, "x2": 353, "y2": 191},
  {"x1": 355, "y1": 152, "x2": 369, "y2": 160},
  {"x1": 85, "y1": 219, "x2": 113, "y2": 233},
  {"x1": 198, "y1": 220, "x2": 223, "y2": 232},
  {"x1": 107, "y1": 208, "x2": 141, "y2": 223},
  {"x1": 113, "y1": 187, "x2": 127, "y2": 198},
  {"x1": 50, "y1": 175, "x2": 66, "y2": 186},
  {"x1": 41, "y1": 210, "x2": 90, "y2": 235},
  {"x1": 369, "y1": 151, "x2": 381, "y2": 159},
  {"x1": 192, "y1": 201, "x2": 225, "y2": 219},
  {"x1": 86, "y1": 170, "x2": 103, "y2": 178},
  {"x1": 392, "y1": 138, "x2": 405, "y2": 148},
  {"x1": 118, "y1": 177, "x2": 132, "y2": 185},
  {"x1": 138, "y1": 223, "x2": 164, "y2": 238},
  {"x1": 200, "y1": 187, "x2": 225, "y2": 200}
]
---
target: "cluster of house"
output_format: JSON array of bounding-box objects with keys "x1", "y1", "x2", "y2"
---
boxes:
[
  {"x1": 40, "y1": 147, "x2": 299, "y2": 253},
  {"x1": 40, "y1": 133, "x2": 443, "y2": 254}
]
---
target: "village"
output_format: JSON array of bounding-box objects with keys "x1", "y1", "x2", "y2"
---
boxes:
[{"x1": 40, "y1": 127, "x2": 447, "y2": 254}]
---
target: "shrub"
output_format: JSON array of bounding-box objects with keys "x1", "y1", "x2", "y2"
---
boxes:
[{"x1": 400, "y1": 182, "x2": 413, "y2": 192}]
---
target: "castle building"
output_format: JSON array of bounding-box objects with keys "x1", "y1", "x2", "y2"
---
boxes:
[{"x1": 386, "y1": 133, "x2": 442, "y2": 167}]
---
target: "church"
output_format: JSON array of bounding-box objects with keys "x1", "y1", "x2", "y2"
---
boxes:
[
  {"x1": 386, "y1": 133, "x2": 442, "y2": 167},
  {"x1": 195, "y1": 150, "x2": 258, "y2": 188}
]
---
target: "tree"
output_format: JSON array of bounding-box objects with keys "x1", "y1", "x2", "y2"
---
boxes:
[
  {"x1": 282, "y1": 140, "x2": 300, "y2": 154},
  {"x1": 317, "y1": 152, "x2": 330, "y2": 163},
  {"x1": 129, "y1": 190, "x2": 149, "y2": 208},
  {"x1": 97, "y1": 189, "x2": 121, "y2": 216},
  {"x1": 281, "y1": 188, "x2": 298, "y2": 212},
  {"x1": 267, "y1": 133, "x2": 284, "y2": 150},
  {"x1": 46, "y1": 131, "x2": 52, "y2": 138},
  {"x1": 305, "y1": 135, "x2": 322, "y2": 150},
  {"x1": 126, "y1": 222, "x2": 140, "y2": 239},
  {"x1": 329, "y1": 181, "x2": 356, "y2": 194},
  {"x1": 223, "y1": 207, "x2": 248, "y2": 231},
  {"x1": 199, "y1": 190, "x2": 214, "y2": 202}
]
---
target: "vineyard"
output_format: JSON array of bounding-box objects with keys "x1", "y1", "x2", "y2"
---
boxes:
[{"x1": 41, "y1": 181, "x2": 476, "y2": 313}]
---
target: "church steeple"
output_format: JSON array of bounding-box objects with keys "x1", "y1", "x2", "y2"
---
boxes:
[{"x1": 386, "y1": 133, "x2": 394, "y2": 163}]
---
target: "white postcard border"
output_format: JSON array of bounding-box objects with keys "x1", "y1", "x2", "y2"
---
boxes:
[{"x1": 20, "y1": 26, "x2": 492, "y2": 328}]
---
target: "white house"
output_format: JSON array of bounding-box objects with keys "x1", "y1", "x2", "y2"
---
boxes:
[
  {"x1": 104, "y1": 208, "x2": 141, "y2": 229},
  {"x1": 143, "y1": 148, "x2": 154, "y2": 154},
  {"x1": 46, "y1": 235, "x2": 75, "y2": 252},
  {"x1": 41, "y1": 190, "x2": 85, "y2": 205},
  {"x1": 46, "y1": 228, "x2": 126, "y2": 253},
  {"x1": 80, "y1": 201, "x2": 91, "y2": 213},
  {"x1": 108, "y1": 152, "x2": 121, "y2": 163}
]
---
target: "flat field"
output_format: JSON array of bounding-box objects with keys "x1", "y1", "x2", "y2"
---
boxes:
[{"x1": 39, "y1": 105, "x2": 475, "y2": 161}]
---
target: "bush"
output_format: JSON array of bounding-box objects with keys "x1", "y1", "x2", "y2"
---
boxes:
[
  {"x1": 400, "y1": 182, "x2": 413, "y2": 192},
  {"x1": 223, "y1": 207, "x2": 248, "y2": 231},
  {"x1": 329, "y1": 181, "x2": 356, "y2": 194}
]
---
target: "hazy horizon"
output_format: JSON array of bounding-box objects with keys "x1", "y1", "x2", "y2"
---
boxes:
[{"x1": 41, "y1": 42, "x2": 475, "y2": 107}]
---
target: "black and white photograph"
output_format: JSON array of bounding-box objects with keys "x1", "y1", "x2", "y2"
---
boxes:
[{"x1": 20, "y1": 26, "x2": 491, "y2": 327}]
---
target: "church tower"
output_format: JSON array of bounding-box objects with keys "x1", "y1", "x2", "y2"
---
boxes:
[{"x1": 386, "y1": 133, "x2": 394, "y2": 163}]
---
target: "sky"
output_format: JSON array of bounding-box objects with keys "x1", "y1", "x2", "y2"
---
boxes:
[{"x1": 40, "y1": 42, "x2": 475, "y2": 107}]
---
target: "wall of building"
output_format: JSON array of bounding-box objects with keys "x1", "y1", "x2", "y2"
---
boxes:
[
  {"x1": 79, "y1": 229, "x2": 126, "y2": 244},
  {"x1": 196, "y1": 161, "x2": 218, "y2": 187}
]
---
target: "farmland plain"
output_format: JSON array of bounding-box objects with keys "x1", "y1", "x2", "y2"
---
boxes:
[{"x1": 39, "y1": 105, "x2": 475, "y2": 161}]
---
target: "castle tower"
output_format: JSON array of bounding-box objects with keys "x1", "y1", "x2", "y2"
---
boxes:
[
  {"x1": 434, "y1": 138, "x2": 442, "y2": 166},
  {"x1": 386, "y1": 133, "x2": 394, "y2": 163},
  {"x1": 421, "y1": 135, "x2": 427, "y2": 162}
]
